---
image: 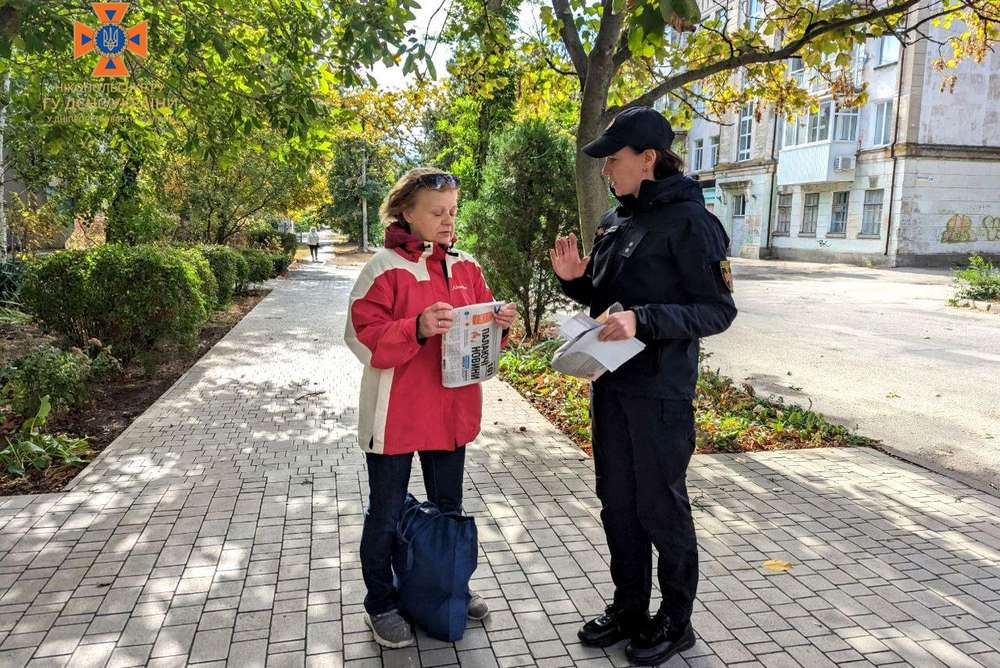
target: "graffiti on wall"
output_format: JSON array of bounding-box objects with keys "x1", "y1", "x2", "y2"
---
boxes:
[
  {"x1": 941, "y1": 215, "x2": 976, "y2": 243},
  {"x1": 940, "y1": 214, "x2": 1000, "y2": 243},
  {"x1": 984, "y1": 216, "x2": 1000, "y2": 241}
]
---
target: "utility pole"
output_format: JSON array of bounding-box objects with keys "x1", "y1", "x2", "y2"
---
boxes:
[
  {"x1": 0, "y1": 71, "x2": 10, "y2": 264},
  {"x1": 360, "y1": 141, "x2": 369, "y2": 253}
]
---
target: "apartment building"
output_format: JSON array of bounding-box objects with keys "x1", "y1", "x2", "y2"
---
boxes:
[{"x1": 679, "y1": 1, "x2": 1000, "y2": 266}]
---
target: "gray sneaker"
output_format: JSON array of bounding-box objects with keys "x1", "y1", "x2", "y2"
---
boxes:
[
  {"x1": 365, "y1": 609, "x2": 414, "y2": 648},
  {"x1": 468, "y1": 592, "x2": 490, "y2": 620}
]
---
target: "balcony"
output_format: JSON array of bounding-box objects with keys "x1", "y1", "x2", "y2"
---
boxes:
[{"x1": 776, "y1": 141, "x2": 860, "y2": 186}]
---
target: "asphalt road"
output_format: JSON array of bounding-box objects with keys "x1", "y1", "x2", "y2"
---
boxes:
[{"x1": 705, "y1": 258, "x2": 1000, "y2": 494}]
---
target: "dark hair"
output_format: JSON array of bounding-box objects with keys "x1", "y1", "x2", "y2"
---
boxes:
[{"x1": 653, "y1": 149, "x2": 684, "y2": 179}]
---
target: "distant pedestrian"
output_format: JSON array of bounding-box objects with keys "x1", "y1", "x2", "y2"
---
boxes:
[{"x1": 307, "y1": 226, "x2": 320, "y2": 262}]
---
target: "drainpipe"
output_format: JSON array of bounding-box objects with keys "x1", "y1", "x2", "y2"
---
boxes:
[
  {"x1": 763, "y1": 108, "x2": 780, "y2": 257},
  {"x1": 885, "y1": 27, "x2": 907, "y2": 257}
]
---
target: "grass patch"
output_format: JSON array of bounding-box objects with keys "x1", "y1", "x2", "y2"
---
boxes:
[
  {"x1": 952, "y1": 255, "x2": 1000, "y2": 304},
  {"x1": 499, "y1": 340, "x2": 874, "y2": 456}
]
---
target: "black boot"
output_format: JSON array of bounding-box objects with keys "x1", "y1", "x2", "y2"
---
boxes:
[
  {"x1": 626, "y1": 611, "x2": 696, "y2": 666},
  {"x1": 577, "y1": 605, "x2": 649, "y2": 648}
]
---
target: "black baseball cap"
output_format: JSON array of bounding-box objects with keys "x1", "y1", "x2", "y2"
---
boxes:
[{"x1": 582, "y1": 106, "x2": 676, "y2": 158}]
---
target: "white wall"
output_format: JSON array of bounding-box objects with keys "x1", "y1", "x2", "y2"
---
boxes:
[
  {"x1": 917, "y1": 25, "x2": 1000, "y2": 147},
  {"x1": 894, "y1": 157, "x2": 1000, "y2": 263}
]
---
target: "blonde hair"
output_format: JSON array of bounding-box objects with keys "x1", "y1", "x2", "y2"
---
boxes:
[{"x1": 379, "y1": 167, "x2": 458, "y2": 228}]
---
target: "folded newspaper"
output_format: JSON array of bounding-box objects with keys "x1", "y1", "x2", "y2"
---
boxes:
[
  {"x1": 441, "y1": 301, "x2": 504, "y2": 388},
  {"x1": 551, "y1": 309, "x2": 645, "y2": 380}
]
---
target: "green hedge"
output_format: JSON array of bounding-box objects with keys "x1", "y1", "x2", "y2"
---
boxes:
[
  {"x1": 23, "y1": 245, "x2": 211, "y2": 359},
  {"x1": 239, "y1": 248, "x2": 274, "y2": 286},
  {"x1": 199, "y1": 245, "x2": 247, "y2": 306}
]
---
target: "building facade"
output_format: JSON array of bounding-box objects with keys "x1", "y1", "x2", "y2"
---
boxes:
[{"x1": 680, "y1": 1, "x2": 1000, "y2": 267}]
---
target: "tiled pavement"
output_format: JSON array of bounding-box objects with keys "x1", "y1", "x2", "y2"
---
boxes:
[{"x1": 2, "y1": 250, "x2": 1000, "y2": 668}]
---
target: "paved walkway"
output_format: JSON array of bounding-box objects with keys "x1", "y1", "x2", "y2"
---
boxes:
[{"x1": 1, "y1": 249, "x2": 1000, "y2": 668}]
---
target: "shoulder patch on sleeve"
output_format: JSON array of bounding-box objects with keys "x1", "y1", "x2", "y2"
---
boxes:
[{"x1": 719, "y1": 260, "x2": 734, "y2": 292}]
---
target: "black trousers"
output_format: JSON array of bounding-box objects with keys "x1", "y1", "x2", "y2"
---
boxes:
[
  {"x1": 360, "y1": 447, "x2": 466, "y2": 615},
  {"x1": 591, "y1": 383, "x2": 699, "y2": 625}
]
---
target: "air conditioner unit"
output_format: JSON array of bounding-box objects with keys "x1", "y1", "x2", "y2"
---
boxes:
[{"x1": 834, "y1": 156, "x2": 856, "y2": 171}]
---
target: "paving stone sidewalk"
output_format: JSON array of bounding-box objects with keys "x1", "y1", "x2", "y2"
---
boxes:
[{"x1": 2, "y1": 249, "x2": 1000, "y2": 668}]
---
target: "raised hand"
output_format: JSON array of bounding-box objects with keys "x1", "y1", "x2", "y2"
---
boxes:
[{"x1": 549, "y1": 233, "x2": 590, "y2": 281}]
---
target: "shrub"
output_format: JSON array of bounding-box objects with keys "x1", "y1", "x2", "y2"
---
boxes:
[
  {"x1": 21, "y1": 250, "x2": 94, "y2": 345},
  {"x1": 0, "y1": 345, "x2": 93, "y2": 418},
  {"x1": 199, "y1": 245, "x2": 243, "y2": 305},
  {"x1": 954, "y1": 255, "x2": 1000, "y2": 302},
  {"x1": 87, "y1": 244, "x2": 209, "y2": 358},
  {"x1": 240, "y1": 248, "x2": 274, "y2": 285},
  {"x1": 179, "y1": 248, "x2": 219, "y2": 311},
  {"x1": 460, "y1": 120, "x2": 579, "y2": 337},
  {"x1": 251, "y1": 230, "x2": 297, "y2": 256},
  {"x1": 271, "y1": 253, "x2": 293, "y2": 276},
  {"x1": 0, "y1": 259, "x2": 27, "y2": 304},
  {"x1": 0, "y1": 396, "x2": 91, "y2": 477}
]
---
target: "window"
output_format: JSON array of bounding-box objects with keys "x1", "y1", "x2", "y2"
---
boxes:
[
  {"x1": 775, "y1": 193, "x2": 792, "y2": 235},
  {"x1": 834, "y1": 105, "x2": 860, "y2": 141},
  {"x1": 732, "y1": 193, "x2": 747, "y2": 237},
  {"x1": 733, "y1": 194, "x2": 747, "y2": 217},
  {"x1": 878, "y1": 35, "x2": 900, "y2": 65},
  {"x1": 807, "y1": 101, "x2": 832, "y2": 142},
  {"x1": 830, "y1": 191, "x2": 849, "y2": 234},
  {"x1": 708, "y1": 135, "x2": 720, "y2": 167},
  {"x1": 737, "y1": 103, "x2": 753, "y2": 161},
  {"x1": 873, "y1": 101, "x2": 893, "y2": 145},
  {"x1": 693, "y1": 139, "x2": 704, "y2": 171},
  {"x1": 801, "y1": 193, "x2": 819, "y2": 235},
  {"x1": 861, "y1": 189, "x2": 884, "y2": 235}
]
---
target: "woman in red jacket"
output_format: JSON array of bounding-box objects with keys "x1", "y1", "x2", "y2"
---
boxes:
[{"x1": 345, "y1": 167, "x2": 518, "y2": 648}]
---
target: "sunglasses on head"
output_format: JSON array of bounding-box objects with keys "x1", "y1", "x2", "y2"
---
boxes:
[{"x1": 415, "y1": 173, "x2": 460, "y2": 190}]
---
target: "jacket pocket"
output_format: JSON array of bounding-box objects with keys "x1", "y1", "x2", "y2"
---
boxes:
[{"x1": 618, "y1": 227, "x2": 648, "y2": 258}]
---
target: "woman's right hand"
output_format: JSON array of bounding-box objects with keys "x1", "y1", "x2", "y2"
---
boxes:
[
  {"x1": 549, "y1": 233, "x2": 590, "y2": 281},
  {"x1": 418, "y1": 302, "x2": 454, "y2": 338}
]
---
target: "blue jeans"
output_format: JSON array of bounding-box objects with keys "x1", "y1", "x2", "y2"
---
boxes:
[{"x1": 360, "y1": 447, "x2": 466, "y2": 615}]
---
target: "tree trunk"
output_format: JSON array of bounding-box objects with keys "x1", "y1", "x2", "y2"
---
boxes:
[
  {"x1": 106, "y1": 155, "x2": 143, "y2": 244},
  {"x1": 576, "y1": 102, "x2": 614, "y2": 253}
]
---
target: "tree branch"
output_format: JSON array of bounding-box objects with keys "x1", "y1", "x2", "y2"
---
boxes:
[
  {"x1": 551, "y1": 0, "x2": 588, "y2": 83},
  {"x1": 614, "y1": 0, "x2": 930, "y2": 113}
]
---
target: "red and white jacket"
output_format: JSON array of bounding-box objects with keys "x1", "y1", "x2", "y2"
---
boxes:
[{"x1": 345, "y1": 224, "x2": 506, "y2": 455}]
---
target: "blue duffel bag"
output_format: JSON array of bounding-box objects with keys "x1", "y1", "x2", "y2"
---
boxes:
[{"x1": 392, "y1": 493, "x2": 478, "y2": 642}]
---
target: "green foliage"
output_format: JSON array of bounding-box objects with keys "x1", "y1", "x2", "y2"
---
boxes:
[
  {"x1": 179, "y1": 248, "x2": 220, "y2": 311},
  {"x1": 239, "y1": 249, "x2": 276, "y2": 285},
  {"x1": 953, "y1": 255, "x2": 1000, "y2": 302},
  {"x1": 0, "y1": 259, "x2": 27, "y2": 304},
  {"x1": 499, "y1": 343, "x2": 874, "y2": 455},
  {"x1": 0, "y1": 346, "x2": 93, "y2": 418},
  {"x1": 460, "y1": 120, "x2": 578, "y2": 336},
  {"x1": 21, "y1": 250, "x2": 94, "y2": 345},
  {"x1": 271, "y1": 254, "x2": 293, "y2": 277},
  {"x1": 87, "y1": 245, "x2": 210, "y2": 357},
  {"x1": 0, "y1": 396, "x2": 91, "y2": 478},
  {"x1": 21, "y1": 245, "x2": 211, "y2": 358},
  {"x1": 199, "y1": 245, "x2": 244, "y2": 305},
  {"x1": 499, "y1": 342, "x2": 593, "y2": 446},
  {"x1": 251, "y1": 231, "x2": 298, "y2": 257}
]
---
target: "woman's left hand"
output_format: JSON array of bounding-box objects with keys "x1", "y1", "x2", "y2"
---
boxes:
[{"x1": 495, "y1": 303, "x2": 518, "y2": 329}]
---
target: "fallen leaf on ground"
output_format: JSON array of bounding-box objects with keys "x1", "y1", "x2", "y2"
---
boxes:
[{"x1": 762, "y1": 559, "x2": 794, "y2": 572}]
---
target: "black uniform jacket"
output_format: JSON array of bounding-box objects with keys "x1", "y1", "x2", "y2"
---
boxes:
[{"x1": 559, "y1": 173, "x2": 737, "y2": 399}]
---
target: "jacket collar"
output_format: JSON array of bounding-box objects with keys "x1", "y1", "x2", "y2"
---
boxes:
[
  {"x1": 613, "y1": 172, "x2": 705, "y2": 215},
  {"x1": 384, "y1": 222, "x2": 448, "y2": 262}
]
